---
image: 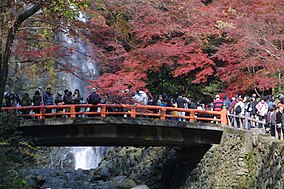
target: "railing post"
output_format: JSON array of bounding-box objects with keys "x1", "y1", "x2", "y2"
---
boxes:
[
  {"x1": 40, "y1": 106, "x2": 45, "y2": 119},
  {"x1": 220, "y1": 109, "x2": 228, "y2": 125},
  {"x1": 189, "y1": 110, "x2": 195, "y2": 122},
  {"x1": 70, "y1": 105, "x2": 76, "y2": 118},
  {"x1": 101, "y1": 105, "x2": 106, "y2": 117},
  {"x1": 131, "y1": 107, "x2": 136, "y2": 118},
  {"x1": 161, "y1": 108, "x2": 166, "y2": 120},
  {"x1": 244, "y1": 113, "x2": 248, "y2": 130}
]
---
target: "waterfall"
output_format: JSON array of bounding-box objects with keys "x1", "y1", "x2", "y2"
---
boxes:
[
  {"x1": 58, "y1": 31, "x2": 105, "y2": 170},
  {"x1": 72, "y1": 147, "x2": 105, "y2": 169}
]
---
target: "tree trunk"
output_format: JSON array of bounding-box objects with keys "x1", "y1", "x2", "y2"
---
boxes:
[{"x1": 0, "y1": 3, "x2": 41, "y2": 110}]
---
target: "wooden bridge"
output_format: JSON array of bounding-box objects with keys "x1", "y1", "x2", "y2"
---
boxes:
[{"x1": 2, "y1": 104, "x2": 228, "y2": 147}]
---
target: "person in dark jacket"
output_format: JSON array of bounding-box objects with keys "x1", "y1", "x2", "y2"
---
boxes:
[
  {"x1": 87, "y1": 88, "x2": 101, "y2": 116},
  {"x1": 33, "y1": 90, "x2": 42, "y2": 106},
  {"x1": 63, "y1": 89, "x2": 69, "y2": 104},
  {"x1": 43, "y1": 87, "x2": 53, "y2": 115},
  {"x1": 276, "y1": 106, "x2": 283, "y2": 140},
  {"x1": 63, "y1": 91, "x2": 73, "y2": 104},
  {"x1": 267, "y1": 106, "x2": 276, "y2": 136},
  {"x1": 55, "y1": 91, "x2": 63, "y2": 105},
  {"x1": 55, "y1": 91, "x2": 64, "y2": 117},
  {"x1": 21, "y1": 93, "x2": 32, "y2": 116},
  {"x1": 43, "y1": 87, "x2": 53, "y2": 106},
  {"x1": 72, "y1": 89, "x2": 83, "y2": 104},
  {"x1": 32, "y1": 90, "x2": 42, "y2": 117},
  {"x1": 72, "y1": 89, "x2": 83, "y2": 116},
  {"x1": 177, "y1": 94, "x2": 188, "y2": 121},
  {"x1": 21, "y1": 93, "x2": 32, "y2": 106}
]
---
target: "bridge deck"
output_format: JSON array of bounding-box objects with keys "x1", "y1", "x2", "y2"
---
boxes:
[
  {"x1": 19, "y1": 117, "x2": 223, "y2": 147},
  {"x1": 3, "y1": 104, "x2": 227, "y2": 147}
]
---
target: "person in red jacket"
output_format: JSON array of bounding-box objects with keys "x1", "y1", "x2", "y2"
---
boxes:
[{"x1": 213, "y1": 94, "x2": 223, "y2": 111}]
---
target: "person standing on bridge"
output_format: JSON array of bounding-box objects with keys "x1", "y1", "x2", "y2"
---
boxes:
[
  {"x1": 32, "y1": 90, "x2": 42, "y2": 118},
  {"x1": 276, "y1": 106, "x2": 283, "y2": 140},
  {"x1": 256, "y1": 98, "x2": 268, "y2": 128},
  {"x1": 72, "y1": 89, "x2": 83, "y2": 117},
  {"x1": 43, "y1": 87, "x2": 53, "y2": 106},
  {"x1": 213, "y1": 94, "x2": 223, "y2": 111},
  {"x1": 21, "y1": 93, "x2": 32, "y2": 118},
  {"x1": 133, "y1": 90, "x2": 148, "y2": 105},
  {"x1": 43, "y1": 87, "x2": 54, "y2": 115},
  {"x1": 177, "y1": 94, "x2": 188, "y2": 121},
  {"x1": 87, "y1": 88, "x2": 101, "y2": 117}
]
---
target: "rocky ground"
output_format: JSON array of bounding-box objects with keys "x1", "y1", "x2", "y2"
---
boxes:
[
  {"x1": 19, "y1": 128, "x2": 284, "y2": 189},
  {"x1": 20, "y1": 167, "x2": 148, "y2": 189}
]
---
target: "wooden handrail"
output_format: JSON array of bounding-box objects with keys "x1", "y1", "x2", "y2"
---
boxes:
[{"x1": 1, "y1": 104, "x2": 228, "y2": 126}]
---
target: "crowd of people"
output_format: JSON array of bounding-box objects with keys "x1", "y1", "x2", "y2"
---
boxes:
[
  {"x1": 211, "y1": 93, "x2": 284, "y2": 140},
  {"x1": 147, "y1": 92, "x2": 284, "y2": 140},
  {"x1": 2, "y1": 87, "x2": 101, "y2": 116},
  {"x1": 3, "y1": 87, "x2": 284, "y2": 139}
]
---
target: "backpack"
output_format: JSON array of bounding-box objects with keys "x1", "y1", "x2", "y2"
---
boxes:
[
  {"x1": 88, "y1": 93, "x2": 101, "y2": 105},
  {"x1": 22, "y1": 97, "x2": 32, "y2": 106},
  {"x1": 235, "y1": 105, "x2": 242, "y2": 114}
]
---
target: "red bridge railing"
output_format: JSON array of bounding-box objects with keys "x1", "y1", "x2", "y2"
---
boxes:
[{"x1": 1, "y1": 104, "x2": 228, "y2": 125}]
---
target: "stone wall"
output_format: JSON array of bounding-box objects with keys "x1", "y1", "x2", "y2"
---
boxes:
[
  {"x1": 182, "y1": 128, "x2": 284, "y2": 189},
  {"x1": 94, "y1": 145, "x2": 211, "y2": 189},
  {"x1": 254, "y1": 141, "x2": 284, "y2": 188},
  {"x1": 95, "y1": 127, "x2": 284, "y2": 189}
]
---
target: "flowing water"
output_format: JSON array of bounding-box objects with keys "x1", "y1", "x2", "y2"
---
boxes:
[
  {"x1": 72, "y1": 147, "x2": 105, "y2": 169},
  {"x1": 58, "y1": 31, "x2": 105, "y2": 170}
]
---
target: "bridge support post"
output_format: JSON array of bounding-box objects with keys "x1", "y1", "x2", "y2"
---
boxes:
[
  {"x1": 189, "y1": 110, "x2": 195, "y2": 122},
  {"x1": 220, "y1": 109, "x2": 228, "y2": 125},
  {"x1": 40, "y1": 106, "x2": 45, "y2": 119},
  {"x1": 161, "y1": 108, "x2": 166, "y2": 120},
  {"x1": 70, "y1": 106, "x2": 76, "y2": 118},
  {"x1": 101, "y1": 106, "x2": 106, "y2": 117},
  {"x1": 131, "y1": 107, "x2": 136, "y2": 118}
]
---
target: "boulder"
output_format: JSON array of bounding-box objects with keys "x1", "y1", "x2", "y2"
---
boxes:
[
  {"x1": 131, "y1": 185, "x2": 150, "y2": 189},
  {"x1": 117, "y1": 178, "x2": 137, "y2": 189}
]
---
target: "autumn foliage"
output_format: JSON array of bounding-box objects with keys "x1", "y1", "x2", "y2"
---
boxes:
[
  {"x1": 86, "y1": 0, "x2": 217, "y2": 97},
  {"x1": 82, "y1": 0, "x2": 283, "y2": 99},
  {"x1": 10, "y1": 0, "x2": 284, "y2": 100}
]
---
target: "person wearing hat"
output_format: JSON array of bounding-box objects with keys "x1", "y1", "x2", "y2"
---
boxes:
[{"x1": 213, "y1": 94, "x2": 223, "y2": 111}]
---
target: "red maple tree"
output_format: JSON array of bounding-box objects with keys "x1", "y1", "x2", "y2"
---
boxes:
[
  {"x1": 212, "y1": 0, "x2": 284, "y2": 96},
  {"x1": 86, "y1": 0, "x2": 218, "y2": 97}
]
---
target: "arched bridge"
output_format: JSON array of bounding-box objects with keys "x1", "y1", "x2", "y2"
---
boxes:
[{"x1": 2, "y1": 104, "x2": 228, "y2": 147}]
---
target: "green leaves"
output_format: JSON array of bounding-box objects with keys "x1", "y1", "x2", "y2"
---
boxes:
[
  {"x1": 43, "y1": 0, "x2": 90, "y2": 21},
  {"x1": 0, "y1": 113, "x2": 35, "y2": 188}
]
